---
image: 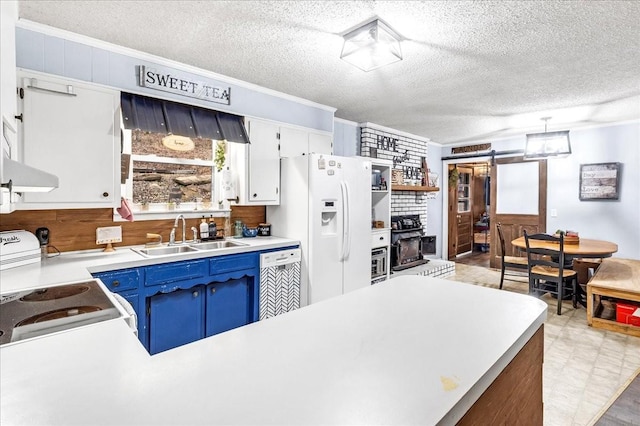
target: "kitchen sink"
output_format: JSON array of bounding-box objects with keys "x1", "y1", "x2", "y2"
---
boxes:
[
  {"x1": 133, "y1": 245, "x2": 200, "y2": 257},
  {"x1": 188, "y1": 240, "x2": 247, "y2": 250}
]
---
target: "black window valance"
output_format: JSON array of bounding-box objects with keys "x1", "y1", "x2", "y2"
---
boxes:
[{"x1": 121, "y1": 92, "x2": 250, "y2": 144}]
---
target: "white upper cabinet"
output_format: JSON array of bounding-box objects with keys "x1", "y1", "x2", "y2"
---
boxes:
[
  {"x1": 279, "y1": 126, "x2": 307, "y2": 157},
  {"x1": 280, "y1": 125, "x2": 332, "y2": 158},
  {"x1": 226, "y1": 118, "x2": 280, "y2": 205},
  {"x1": 246, "y1": 119, "x2": 280, "y2": 204},
  {"x1": 18, "y1": 70, "x2": 120, "y2": 209},
  {"x1": 0, "y1": 1, "x2": 18, "y2": 132},
  {"x1": 225, "y1": 118, "x2": 332, "y2": 206},
  {"x1": 0, "y1": 1, "x2": 18, "y2": 212},
  {"x1": 308, "y1": 132, "x2": 332, "y2": 156}
]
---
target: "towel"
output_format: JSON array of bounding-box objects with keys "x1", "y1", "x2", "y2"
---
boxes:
[{"x1": 117, "y1": 197, "x2": 134, "y2": 221}]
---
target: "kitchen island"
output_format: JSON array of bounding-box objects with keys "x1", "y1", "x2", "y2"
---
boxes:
[{"x1": 1, "y1": 275, "x2": 547, "y2": 425}]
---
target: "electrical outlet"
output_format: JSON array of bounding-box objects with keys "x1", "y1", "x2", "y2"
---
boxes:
[{"x1": 550, "y1": 209, "x2": 558, "y2": 218}]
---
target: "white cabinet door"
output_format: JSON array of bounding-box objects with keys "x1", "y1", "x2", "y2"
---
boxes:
[
  {"x1": 19, "y1": 72, "x2": 120, "y2": 208},
  {"x1": 246, "y1": 119, "x2": 279, "y2": 204},
  {"x1": 1, "y1": 2, "x2": 17, "y2": 132},
  {"x1": 279, "y1": 126, "x2": 308, "y2": 157},
  {"x1": 308, "y1": 132, "x2": 332, "y2": 155},
  {"x1": 280, "y1": 127, "x2": 333, "y2": 157}
]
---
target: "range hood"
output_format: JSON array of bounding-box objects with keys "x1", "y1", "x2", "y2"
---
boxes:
[
  {"x1": 1, "y1": 118, "x2": 58, "y2": 193},
  {"x1": 1, "y1": 155, "x2": 59, "y2": 192}
]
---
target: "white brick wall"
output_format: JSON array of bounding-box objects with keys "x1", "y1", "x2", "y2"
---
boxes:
[{"x1": 361, "y1": 125, "x2": 429, "y2": 231}]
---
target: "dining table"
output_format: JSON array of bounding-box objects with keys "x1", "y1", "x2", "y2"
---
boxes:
[
  {"x1": 511, "y1": 236, "x2": 618, "y2": 307},
  {"x1": 511, "y1": 236, "x2": 618, "y2": 259}
]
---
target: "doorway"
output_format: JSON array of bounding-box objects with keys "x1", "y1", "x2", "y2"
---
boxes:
[
  {"x1": 447, "y1": 162, "x2": 491, "y2": 262},
  {"x1": 442, "y1": 156, "x2": 548, "y2": 270}
]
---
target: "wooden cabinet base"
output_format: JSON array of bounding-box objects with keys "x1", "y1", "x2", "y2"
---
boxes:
[{"x1": 458, "y1": 325, "x2": 544, "y2": 425}]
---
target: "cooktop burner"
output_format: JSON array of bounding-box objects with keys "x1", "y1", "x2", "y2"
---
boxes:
[
  {"x1": 20, "y1": 284, "x2": 90, "y2": 302},
  {"x1": 0, "y1": 280, "x2": 121, "y2": 346},
  {"x1": 15, "y1": 306, "x2": 103, "y2": 326}
]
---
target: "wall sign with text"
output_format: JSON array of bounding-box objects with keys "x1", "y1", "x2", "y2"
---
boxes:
[
  {"x1": 579, "y1": 162, "x2": 621, "y2": 201},
  {"x1": 137, "y1": 65, "x2": 231, "y2": 105}
]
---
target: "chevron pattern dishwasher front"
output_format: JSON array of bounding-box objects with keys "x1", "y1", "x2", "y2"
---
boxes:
[{"x1": 259, "y1": 262, "x2": 301, "y2": 320}]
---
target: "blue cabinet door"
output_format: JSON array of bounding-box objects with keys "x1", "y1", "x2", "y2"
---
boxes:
[
  {"x1": 205, "y1": 278, "x2": 251, "y2": 337},
  {"x1": 149, "y1": 286, "x2": 205, "y2": 355}
]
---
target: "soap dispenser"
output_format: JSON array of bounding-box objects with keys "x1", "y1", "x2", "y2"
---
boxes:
[
  {"x1": 208, "y1": 215, "x2": 217, "y2": 239},
  {"x1": 199, "y1": 216, "x2": 209, "y2": 240}
]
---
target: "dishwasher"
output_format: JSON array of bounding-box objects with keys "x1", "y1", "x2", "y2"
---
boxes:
[{"x1": 259, "y1": 248, "x2": 301, "y2": 320}]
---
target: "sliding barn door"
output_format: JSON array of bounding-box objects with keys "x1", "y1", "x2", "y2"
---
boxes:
[{"x1": 489, "y1": 157, "x2": 547, "y2": 269}]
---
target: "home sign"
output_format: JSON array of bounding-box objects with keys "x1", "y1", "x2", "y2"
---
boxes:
[{"x1": 137, "y1": 65, "x2": 231, "y2": 105}]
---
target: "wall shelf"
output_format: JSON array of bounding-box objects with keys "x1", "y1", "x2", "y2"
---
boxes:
[{"x1": 391, "y1": 185, "x2": 440, "y2": 192}]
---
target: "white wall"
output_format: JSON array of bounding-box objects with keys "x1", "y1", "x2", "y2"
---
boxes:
[
  {"x1": 15, "y1": 25, "x2": 334, "y2": 133},
  {"x1": 546, "y1": 122, "x2": 640, "y2": 259},
  {"x1": 442, "y1": 121, "x2": 640, "y2": 259},
  {"x1": 333, "y1": 119, "x2": 359, "y2": 157},
  {"x1": 426, "y1": 143, "x2": 443, "y2": 258}
]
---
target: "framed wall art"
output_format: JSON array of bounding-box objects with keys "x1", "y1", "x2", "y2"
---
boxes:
[{"x1": 579, "y1": 162, "x2": 621, "y2": 201}]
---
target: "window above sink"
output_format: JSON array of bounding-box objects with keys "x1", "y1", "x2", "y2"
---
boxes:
[{"x1": 115, "y1": 128, "x2": 231, "y2": 222}]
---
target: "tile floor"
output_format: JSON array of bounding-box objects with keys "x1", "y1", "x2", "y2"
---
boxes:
[{"x1": 446, "y1": 263, "x2": 640, "y2": 426}]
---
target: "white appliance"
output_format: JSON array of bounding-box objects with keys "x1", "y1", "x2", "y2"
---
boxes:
[
  {"x1": 267, "y1": 154, "x2": 371, "y2": 306},
  {"x1": 0, "y1": 279, "x2": 136, "y2": 346},
  {"x1": 0, "y1": 230, "x2": 41, "y2": 270},
  {"x1": 259, "y1": 248, "x2": 301, "y2": 320}
]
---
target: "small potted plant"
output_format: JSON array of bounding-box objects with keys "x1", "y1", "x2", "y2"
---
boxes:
[{"x1": 215, "y1": 140, "x2": 226, "y2": 172}]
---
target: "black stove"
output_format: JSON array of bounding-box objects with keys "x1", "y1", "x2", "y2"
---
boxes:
[{"x1": 390, "y1": 215, "x2": 429, "y2": 271}]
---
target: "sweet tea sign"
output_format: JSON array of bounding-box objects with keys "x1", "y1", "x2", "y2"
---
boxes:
[{"x1": 137, "y1": 65, "x2": 231, "y2": 105}]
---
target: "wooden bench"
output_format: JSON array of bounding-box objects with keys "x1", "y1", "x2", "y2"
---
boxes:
[{"x1": 587, "y1": 258, "x2": 640, "y2": 337}]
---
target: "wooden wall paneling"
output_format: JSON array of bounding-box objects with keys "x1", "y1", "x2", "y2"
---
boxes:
[
  {"x1": 230, "y1": 206, "x2": 266, "y2": 228},
  {"x1": 457, "y1": 325, "x2": 544, "y2": 426},
  {"x1": 0, "y1": 206, "x2": 266, "y2": 252}
]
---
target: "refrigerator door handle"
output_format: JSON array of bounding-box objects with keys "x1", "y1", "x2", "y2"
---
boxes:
[{"x1": 340, "y1": 181, "x2": 351, "y2": 261}]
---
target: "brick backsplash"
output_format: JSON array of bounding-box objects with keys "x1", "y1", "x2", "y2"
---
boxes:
[{"x1": 360, "y1": 124, "x2": 430, "y2": 231}]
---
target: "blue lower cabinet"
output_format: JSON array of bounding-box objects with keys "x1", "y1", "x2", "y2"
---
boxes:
[
  {"x1": 205, "y1": 277, "x2": 252, "y2": 337},
  {"x1": 92, "y1": 249, "x2": 281, "y2": 354},
  {"x1": 149, "y1": 286, "x2": 205, "y2": 355}
]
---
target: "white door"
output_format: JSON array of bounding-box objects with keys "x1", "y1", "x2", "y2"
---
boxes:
[
  {"x1": 340, "y1": 156, "x2": 372, "y2": 294},
  {"x1": 247, "y1": 119, "x2": 280, "y2": 203},
  {"x1": 20, "y1": 73, "x2": 119, "y2": 207},
  {"x1": 308, "y1": 132, "x2": 332, "y2": 155},
  {"x1": 279, "y1": 126, "x2": 308, "y2": 158},
  {"x1": 307, "y1": 155, "x2": 345, "y2": 303}
]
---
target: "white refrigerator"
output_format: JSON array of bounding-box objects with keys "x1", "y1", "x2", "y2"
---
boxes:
[{"x1": 267, "y1": 154, "x2": 372, "y2": 306}]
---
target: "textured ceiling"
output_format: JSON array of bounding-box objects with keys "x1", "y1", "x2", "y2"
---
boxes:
[{"x1": 17, "y1": 0, "x2": 640, "y2": 144}]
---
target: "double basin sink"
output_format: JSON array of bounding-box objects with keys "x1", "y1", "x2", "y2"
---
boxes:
[{"x1": 133, "y1": 240, "x2": 247, "y2": 257}]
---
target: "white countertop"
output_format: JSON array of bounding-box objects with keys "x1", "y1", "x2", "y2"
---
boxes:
[
  {"x1": 0, "y1": 236, "x2": 299, "y2": 294},
  {"x1": 0, "y1": 275, "x2": 547, "y2": 425}
]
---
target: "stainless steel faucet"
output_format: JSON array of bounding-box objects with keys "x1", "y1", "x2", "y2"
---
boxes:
[{"x1": 169, "y1": 214, "x2": 187, "y2": 245}]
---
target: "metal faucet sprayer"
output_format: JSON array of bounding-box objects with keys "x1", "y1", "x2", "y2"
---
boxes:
[{"x1": 169, "y1": 214, "x2": 187, "y2": 245}]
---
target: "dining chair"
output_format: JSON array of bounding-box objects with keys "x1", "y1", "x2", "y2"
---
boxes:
[
  {"x1": 496, "y1": 222, "x2": 529, "y2": 289},
  {"x1": 523, "y1": 231, "x2": 578, "y2": 315}
]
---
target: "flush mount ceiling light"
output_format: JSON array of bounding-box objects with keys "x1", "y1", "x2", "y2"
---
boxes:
[
  {"x1": 340, "y1": 19, "x2": 403, "y2": 72},
  {"x1": 524, "y1": 117, "x2": 571, "y2": 159}
]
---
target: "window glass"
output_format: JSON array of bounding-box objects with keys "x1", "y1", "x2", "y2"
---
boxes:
[
  {"x1": 132, "y1": 160, "x2": 212, "y2": 205},
  {"x1": 125, "y1": 129, "x2": 216, "y2": 210},
  {"x1": 132, "y1": 130, "x2": 213, "y2": 160}
]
